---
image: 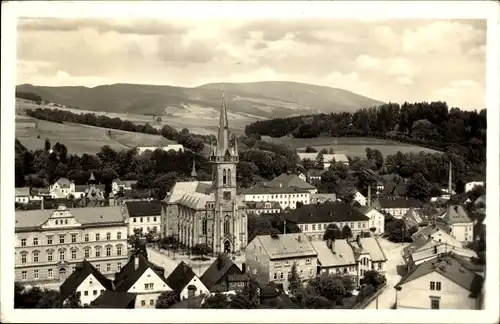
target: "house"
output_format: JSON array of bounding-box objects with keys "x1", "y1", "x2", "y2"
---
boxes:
[
  {"x1": 15, "y1": 205, "x2": 129, "y2": 285},
  {"x1": 372, "y1": 197, "x2": 423, "y2": 219},
  {"x1": 312, "y1": 239, "x2": 358, "y2": 279},
  {"x1": 245, "y1": 233, "x2": 318, "y2": 287},
  {"x1": 306, "y1": 169, "x2": 325, "y2": 183},
  {"x1": 200, "y1": 253, "x2": 247, "y2": 293},
  {"x1": 166, "y1": 261, "x2": 209, "y2": 300},
  {"x1": 245, "y1": 201, "x2": 282, "y2": 215},
  {"x1": 376, "y1": 182, "x2": 384, "y2": 193},
  {"x1": 59, "y1": 260, "x2": 113, "y2": 307},
  {"x1": 136, "y1": 144, "x2": 185, "y2": 155},
  {"x1": 15, "y1": 187, "x2": 31, "y2": 204},
  {"x1": 124, "y1": 200, "x2": 163, "y2": 237},
  {"x1": 243, "y1": 187, "x2": 311, "y2": 210},
  {"x1": 465, "y1": 181, "x2": 484, "y2": 193},
  {"x1": 352, "y1": 191, "x2": 367, "y2": 206},
  {"x1": 357, "y1": 206, "x2": 385, "y2": 234},
  {"x1": 263, "y1": 173, "x2": 318, "y2": 195},
  {"x1": 297, "y1": 172, "x2": 307, "y2": 182},
  {"x1": 394, "y1": 253, "x2": 484, "y2": 310},
  {"x1": 402, "y1": 208, "x2": 425, "y2": 230},
  {"x1": 349, "y1": 236, "x2": 388, "y2": 282},
  {"x1": 440, "y1": 205, "x2": 474, "y2": 243},
  {"x1": 49, "y1": 178, "x2": 76, "y2": 199},
  {"x1": 411, "y1": 223, "x2": 461, "y2": 245},
  {"x1": 112, "y1": 179, "x2": 138, "y2": 195},
  {"x1": 310, "y1": 193, "x2": 337, "y2": 205},
  {"x1": 282, "y1": 202, "x2": 370, "y2": 241},
  {"x1": 90, "y1": 291, "x2": 136, "y2": 308},
  {"x1": 382, "y1": 180, "x2": 407, "y2": 198},
  {"x1": 30, "y1": 188, "x2": 51, "y2": 201},
  {"x1": 297, "y1": 152, "x2": 349, "y2": 169},
  {"x1": 113, "y1": 254, "x2": 172, "y2": 308}
]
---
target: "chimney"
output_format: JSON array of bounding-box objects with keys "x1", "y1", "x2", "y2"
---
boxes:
[
  {"x1": 242, "y1": 263, "x2": 246, "y2": 273},
  {"x1": 448, "y1": 161, "x2": 453, "y2": 197},
  {"x1": 41, "y1": 198, "x2": 44, "y2": 210},
  {"x1": 356, "y1": 234, "x2": 361, "y2": 246},
  {"x1": 367, "y1": 185, "x2": 371, "y2": 207},
  {"x1": 331, "y1": 239, "x2": 336, "y2": 254},
  {"x1": 134, "y1": 256, "x2": 139, "y2": 271}
]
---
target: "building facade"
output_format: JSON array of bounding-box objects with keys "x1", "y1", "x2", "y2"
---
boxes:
[
  {"x1": 15, "y1": 205, "x2": 129, "y2": 285},
  {"x1": 243, "y1": 187, "x2": 311, "y2": 210},
  {"x1": 357, "y1": 206, "x2": 385, "y2": 235},
  {"x1": 124, "y1": 200, "x2": 163, "y2": 236}
]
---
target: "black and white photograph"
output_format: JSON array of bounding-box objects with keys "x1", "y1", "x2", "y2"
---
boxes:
[{"x1": 1, "y1": 1, "x2": 499, "y2": 323}]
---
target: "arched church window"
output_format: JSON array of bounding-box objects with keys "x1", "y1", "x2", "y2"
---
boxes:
[
  {"x1": 224, "y1": 215, "x2": 230, "y2": 236},
  {"x1": 223, "y1": 169, "x2": 227, "y2": 185},
  {"x1": 202, "y1": 218, "x2": 208, "y2": 235},
  {"x1": 227, "y1": 169, "x2": 232, "y2": 186}
]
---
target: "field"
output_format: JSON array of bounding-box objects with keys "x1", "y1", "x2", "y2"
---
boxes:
[
  {"x1": 261, "y1": 136, "x2": 441, "y2": 158},
  {"x1": 15, "y1": 117, "x2": 176, "y2": 155}
]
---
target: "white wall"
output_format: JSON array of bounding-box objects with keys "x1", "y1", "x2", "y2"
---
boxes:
[
  {"x1": 397, "y1": 272, "x2": 481, "y2": 310},
  {"x1": 383, "y1": 207, "x2": 410, "y2": 219},
  {"x1": 243, "y1": 192, "x2": 311, "y2": 209},
  {"x1": 465, "y1": 182, "x2": 484, "y2": 193},
  {"x1": 128, "y1": 267, "x2": 172, "y2": 308},
  {"x1": 179, "y1": 276, "x2": 209, "y2": 300},
  {"x1": 75, "y1": 274, "x2": 108, "y2": 307},
  {"x1": 16, "y1": 196, "x2": 29, "y2": 204},
  {"x1": 364, "y1": 209, "x2": 385, "y2": 234},
  {"x1": 128, "y1": 215, "x2": 162, "y2": 235},
  {"x1": 450, "y1": 223, "x2": 473, "y2": 242},
  {"x1": 353, "y1": 192, "x2": 366, "y2": 206}
]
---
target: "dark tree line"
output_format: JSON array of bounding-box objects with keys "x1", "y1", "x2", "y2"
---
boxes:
[
  {"x1": 244, "y1": 101, "x2": 486, "y2": 165},
  {"x1": 16, "y1": 91, "x2": 42, "y2": 104}
]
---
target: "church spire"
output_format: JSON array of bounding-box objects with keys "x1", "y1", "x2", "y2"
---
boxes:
[{"x1": 216, "y1": 91, "x2": 232, "y2": 156}]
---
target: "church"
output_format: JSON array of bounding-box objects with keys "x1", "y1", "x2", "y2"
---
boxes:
[{"x1": 163, "y1": 93, "x2": 248, "y2": 254}]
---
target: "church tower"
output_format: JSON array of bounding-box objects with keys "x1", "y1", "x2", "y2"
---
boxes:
[{"x1": 210, "y1": 92, "x2": 240, "y2": 254}]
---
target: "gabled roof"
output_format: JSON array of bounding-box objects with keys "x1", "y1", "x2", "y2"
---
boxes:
[
  {"x1": 59, "y1": 260, "x2": 113, "y2": 300},
  {"x1": 254, "y1": 233, "x2": 317, "y2": 260},
  {"x1": 177, "y1": 192, "x2": 215, "y2": 210},
  {"x1": 265, "y1": 173, "x2": 317, "y2": 191},
  {"x1": 125, "y1": 200, "x2": 163, "y2": 216},
  {"x1": 410, "y1": 224, "x2": 459, "y2": 245},
  {"x1": 113, "y1": 254, "x2": 169, "y2": 292},
  {"x1": 166, "y1": 261, "x2": 197, "y2": 295},
  {"x1": 441, "y1": 205, "x2": 473, "y2": 224},
  {"x1": 90, "y1": 291, "x2": 136, "y2": 308},
  {"x1": 311, "y1": 239, "x2": 356, "y2": 267},
  {"x1": 376, "y1": 197, "x2": 423, "y2": 209},
  {"x1": 396, "y1": 253, "x2": 484, "y2": 298},
  {"x1": 283, "y1": 202, "x2": 369, "y2": 224},
  {"x1": 15, "y1": 187, "x2": 31, "y2": 196},
  {"x1": 244, "y1": 186, "x2": 310, "y2": 195},
  {"x1": 403, "y1": 208, "x2": 424, "y2": 227},
  {"x1": 54, "y1": 177, "x2": 73, "y2": 188},
  {"x1": 200, "y1": 254, "x2": 243, "y2": 290},
  {"x1": 357, "y1": 237, "x2": 387, "y2": 262},
  {"x1": 166, "y1": 181, "x2": 213, "y2": 203}
]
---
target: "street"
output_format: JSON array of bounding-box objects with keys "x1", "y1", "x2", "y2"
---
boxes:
[{"x1": 365, "y1": 238, "x2": 408, "y2": 309}]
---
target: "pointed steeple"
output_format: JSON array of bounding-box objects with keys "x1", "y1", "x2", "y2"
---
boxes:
[
  {"x1": 89, "y1": 171, "x2": 96, "y2": 181},
  {"x1": 191, "y1": 159, "x2": 198, "y2": 178},
  {"x1": 216, "y1": 91, "x2": 232, "y2": 156}
]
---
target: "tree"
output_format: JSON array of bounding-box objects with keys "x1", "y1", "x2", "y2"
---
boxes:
[
  {"x1": 62, "y1": 291, "x2": 83, "y2": 308},
  {"x1": 361, "y1": 270, "x2": 386, "y2": 289},
  {"x1": 323, "y1": 224, "x2": 341, "y2": 241},
  {"x1": 289, "y1": 263, "x2": 302, "y2": 294},
  {"x1": 302, "y1": 158, "x2": 316, "y2": 171},
  {"x1": 202, "y1": 291, "x2": 229, "y2": 308},
  {"x1": 305, "y1": 146, "x2": 317, "y2": 153},
  {"x1": 156, "y1": 291, "x2": 179, "y2": 309},
  {"x1": 341, "y1": 225, "x2": 352, "y2": 239},
  {"x1": 308, "y1": 273, "x2": 349, "y2": 304},
  {"x1": 407, "y1": 172, "x2": 432, "y2": 200},
  {"x1": 191, "y1": 243, "x2": 213, "y2": 259},
  {"x1": 315, "y1": 152, "x2": 325, "y2": 169},
  {"x1": 44, "y1": 139, "x2": 51, "y2": 151},
  {"x1": 385, "y1": 219, "x2": 410, "y2": 243}
]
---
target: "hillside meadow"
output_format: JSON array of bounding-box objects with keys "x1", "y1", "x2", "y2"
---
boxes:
[
  {"x1": 15, "y1": 117, "x2": 176, "y2": 155},
  {"x1": 261, "y1": 136, "x2": 441, "y2": 158}
]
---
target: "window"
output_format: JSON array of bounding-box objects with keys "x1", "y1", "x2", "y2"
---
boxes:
[
  {"x1": 141, "y1": 300, "x2": 146, "y2": 307},
  {"x1": 274, "y1": 273, "x2": 278, "y2": 280},
  {"x1": 95, "y1": 247, "x2": 101, "y2": 258},
  {"x1": 430, "y1": 281, "x2": 436, "y2": 290},
  {"x1": 106, "y1": 246, "x2": 112, "y2": 256},
  {"x1": 33, "y1": 238, "x2": 39, "y2": 246},
  {"x1": 93, "y1": 290, "x2": 98, "y2": 296},
  {"x1": 117, "y1": 262, "x2": 122, "y2": 270},
  {"x1": 48, "y1": 269, "x2": 53, "y2": 279},
  {"x1": 21, "y1": 253, "x2": 27, "y2": 264},
  {"x1": 59, "y1": 235, "x2": 65, "y2": 244},
  {"x1": 48, "y1": 251, "x2": 53, "y2": 261},
  {"x1": 84, "y1": 248, "x2": 90, "y2": 258},
  {"x1": 85, "y1": 234, "x2": 89, "y2": 242},
  {"x1": 280, "y1": 272, "x2": 284, "y2": 279},
  {"x1": 84, "y1": 291, "x2": 89, "y2": 296},
  {"x1": 153, "y1": 217, "x2": 157, "y2": 222},
  {"x1": 106, "y1": 263, "x2": 111, "y2": 272},
  {"x1": 21, "y1": 271, "x2": 27, "y2": 280},
  {"x1": 71, "y1": 250, "x2": 77, "y2": 259},
  {"x1": 299, "y1": 270, "x2": 304, "y2": 277},
  {"x1": 59, "y1": 250, "x2": 65, "y2": 260},
  {"x1": 106, "y1": 232, "x2": 111, "y2": 240},
  {"x1": 95, "y1": 233, "x2": 100, "y2": 241},
  {"x1": 71, "y1": 234, "x2": 77, "y2": 243},
  {"x1": 33, "y1": 251, "x2": 39, "y2": 263},
  {"x1": 284, "y1": 260, "x2": 290, "y2": 266},
  {"x1": 47, "y1": 236, "x2": 53, "y2": 245},
  {"x1": 96, "y1": 264, "x2": 100, "y2": 272},
  {"x1": 431, "y1": 298, "x2": 440, "y2": 309},
  {"x1": 223, "y1": 216, "x2": 230, "y2": 236},
  {"x1": 21, "y1": 239, "x2": 26, "y2": 247},
  {"x1": 312, "y1": 224, "x2": 316, "y2": 231},
  {"x1": 117, "y1": 232, "x2": 122, "y2": 240},
  {"x1": 100, "y1": 289, "x2": 104, "y2": 295},
  {"x1": 34, "y1": 270, "x2": 39, "y2": 279},
  {"x1": 223, "y1": 169, "x2": 227, "y2": 185},
  {"x1": 150, "y1": 299, "x2": 155, "y2": 306},
  {"x1": 304, "y1": 225, "x2": 308, "y2": 231},
  {"x1": 305, "y1": 259, "x2": 311, "y2": 265},
  {"x1": 310, "y1": 269, "x2": 314, "y2": 277},
  {"x1": 201, "y1": 218, "x2": 208, "y2": 235},
  {"x1": 436, "y1": 282, "x2": 441, "y2": 291},
  {"x1": 144, "y1": 283, "x2": 154, "y2": 290},
  {"x1": 117, "y1": 245, "x2": 122, "y2": 256}
]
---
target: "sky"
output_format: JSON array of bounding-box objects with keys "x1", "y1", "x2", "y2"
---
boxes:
[{"x1": 16, "y1": 18, "x2": 486, "y2": 110}]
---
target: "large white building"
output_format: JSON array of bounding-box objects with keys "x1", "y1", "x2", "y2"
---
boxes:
[
  {"x1": 123, "y1": 200, "x2": 163, "y2": 236},
  {"x1": 297, "y1": 152, "x2": 349, "y2": 169},
  {"x1": 440, "y1": 205, "x2": 474, "y2": 243},
  {"x1": 243, "y1": 187, "x2": 311, "y2": 210},
  {"x1": 464, "y1": 181, "x2": 484, "y2": 193},
  {"x1": 15, "y1": 205, "x2": 129, "y2": 285},
  {"x1": 357, "y1": 206, "x2": 385, "y2": 235},
  {"x1": 372, "y1": 197, "x2": 423, "y2": 219}
]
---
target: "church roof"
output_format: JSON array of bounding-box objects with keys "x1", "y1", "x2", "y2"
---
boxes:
[
  {"x1": 177, "y1": 192, "x2": 215, "y2": 210},
  {"x1": 166, "y1": 181, "x2": 213, "y2": 203}
]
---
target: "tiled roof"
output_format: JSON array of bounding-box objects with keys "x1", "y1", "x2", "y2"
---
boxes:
[
  {"x1": 283, "y1": 202, "x2": 369, "y2": 224},
  {"x1": 376, "y1": 197, "x2": 423, "y2": 209},
  {"x1": 396, "y1": 253, "x2": 484, "y2": 298},
  {"x1": 166, "y1": 261, "x2": 197, "y2": 295},
  {"x1": 244, "y1": 186, "x2": 310, "y2": 195},
  {"x1": 403, "y1": 208, "x2": 424, "y2": 227},
  {"x1": 410, "y1": 243, "x2": 477, "y2": 263},
  {"x1": 410, "y1": 224, "x2": 459, "y2": 246},
  {"x1": 200, "y1": 254, "x2": 244, "y2": 290},
  {"x1": 255, "y1": 233, "x2": 317, "y2": 260},
  {"x1": 265, "y1": 173, "x2": 317, "y2": 191},
  {"x1": 59, "y1": 260, "x2": 113, "y2": 300},
  {"x1": 441, "y1": 205, "x2": 473, "y2": 224},
  {"x1": 177, "y1": 192, "x2": 215, "y2": 210},
  {"x1": 311, "y1": 239, "x2": 356, "y2": 268},
  {"x1": 245, "y1": 201, "x2": 281, "y2": 209},
  {"x1": 15, "y1": 187, "x2": 30, "y2": 196},
  {"x1": 114, "y1": 254, "x2": 169, "y2": 292},
  {"x1": 125, "y1": 200, "x2": 163, "y2": 216},
  {"x1": 90, "y1": 291, "x2": 136, "y2": 308},
  {"x1": 15, "y1": 205, "x2": 125, "y2": 230},
  {"x1": 357, "y1": 237, "x2": 387, "y2": 262},
  {"x1": 356, "y1": 206, "x2": 373, "y2": 215},
  {"x1": 166, "y1": 181, "x2": 213, "y2": 203}
]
